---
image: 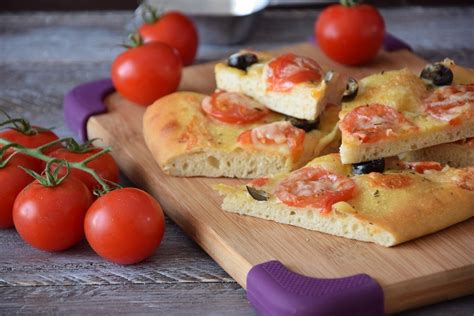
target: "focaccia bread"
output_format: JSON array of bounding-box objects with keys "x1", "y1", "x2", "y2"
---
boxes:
[
  {"x1": 143, "y1": 91, "x2": 340, "y2": 178},
  {"x1": 215, "y1": 153, "x2": 474, "y2": 247},
  {"x1": 401, "y1": 138, "x2": 474, "y2": 168},
  {"x1": 215, "y1": 51, "x2": 345, "y2": 120},
  {"x1": 339, "y1": 61, "x2": 474, "y2": 164}
]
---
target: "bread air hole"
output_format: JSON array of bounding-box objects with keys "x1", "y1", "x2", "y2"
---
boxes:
[{"x1": 207, "y1": 156, "x2": 220, "y2": 168}]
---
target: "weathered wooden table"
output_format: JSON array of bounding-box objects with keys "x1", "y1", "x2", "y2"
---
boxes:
[{"x1": 1, "y1": 7, "x2": 473, "y2": 315}]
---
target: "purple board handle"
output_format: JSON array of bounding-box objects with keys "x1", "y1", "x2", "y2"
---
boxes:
[
  {"x1": 247, "y1": 260, "x2": 384, "y2": 316},
  {"x1": 311, "y1": 32, "x2": 412, "y2": 52},
  {"x1": 63, "y1": 79, "x2": 114, "y2": 141}
]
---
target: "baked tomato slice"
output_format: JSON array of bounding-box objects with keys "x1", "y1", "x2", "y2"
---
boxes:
[
  {"x1": 201, "y1": 91, "x2": 268, "y2": 124},
  {"x1": 274, "y1": 167, "x2": 355, "y2": 214},
  {"x1": 400, "y1": 161, "x2": 443, "y2": 174},
  {"x1": 424, "y1": 84, "x2": 474, "y2": 126},
  {"x1": 340, "y1": 104, "x2": 418, "y2": 143},
  {"x1": 266, "y1": 53, "x2": 322, "y2": 92},
  {"x1": 452, "y1": 167, "x2": 474, "y2": 191},
  {"x1": 367, "y1": 173, "x2": 413, "y2": 189},
  {"x1": 237, "y1": 121, "x2": 305, "y2": 159}
]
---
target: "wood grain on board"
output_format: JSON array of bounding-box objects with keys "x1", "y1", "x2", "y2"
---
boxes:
[{"x1": 86, "y1": 43, "x2": 474, "y2": 314}]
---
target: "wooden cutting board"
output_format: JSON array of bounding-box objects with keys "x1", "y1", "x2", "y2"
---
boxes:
[{"x1": 84, "y1": 43, "x2": 474, "y2": 313}]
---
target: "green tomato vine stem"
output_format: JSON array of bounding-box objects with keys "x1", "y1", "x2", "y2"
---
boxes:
[{"x1": 0, "y1": 137, "x2": 119, "y2": 194}]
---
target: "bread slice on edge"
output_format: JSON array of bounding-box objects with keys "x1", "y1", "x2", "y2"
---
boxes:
[
  {"x1": 400, "y1": 138, "x2": 474, "y2": 168},
  {"x1": 143, "y1": 91, "x2": 340, "y2": 178},
  {"x1": 339, "y1": 67, "x2": 474, "y2": 164},
  {"x1": 215, "y1": 153, "x2": 474, "y2": 247},
  {"x1": 215, "y1": 51, "x2": 345, "y2": 121}
]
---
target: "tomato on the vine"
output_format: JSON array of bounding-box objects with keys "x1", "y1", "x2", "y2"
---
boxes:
[
  {"x1": 13, "y1": 176, "x2": 93, "y2": 252},
  {"x1": 0, "y1": 127, "x2": 59, "y2": 171},
  {"x1": 315, "y1": 0, "x2": 385, "y2": 65},
  {"x1": 0, "y1": 154, "x2": 37, "y2": 229},
  {"x1": 0, "y1": 127, "x2": 59, "y2": 151},
  {"x1": 111, "y1": 41, "x2": 182, "y2": 106},
  {"x1": 48, "y1": 147, "x2": 119, "y2": 193},
  {"x1": 84, "y1": 188, "x2": 165, "y2": 265},
  {"x1": 139, "y1": 10, "x2": 198, "y2": 66}
]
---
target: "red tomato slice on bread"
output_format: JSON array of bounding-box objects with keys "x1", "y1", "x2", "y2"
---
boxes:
[
  {"x1": 266, "y1": 53, "x2": 322, "y2": 92},
  {"x1": 238, "y1": 121, "x2": 305, "y2": 159},
  {"x1": 274, "y1": 167, "x2": 356, "y2": 213},
  {"x1": 201, "y1": 91, "x2": 268, "y2": 124},
  {"x1": 424, "y1": 84, "x2": 474, "y2": 126},
  {"x1": 340, "y1": 104, "x2": 418, "y2": 143}
]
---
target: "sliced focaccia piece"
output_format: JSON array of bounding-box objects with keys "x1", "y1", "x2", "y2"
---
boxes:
[
  {"x1": 339, "y1": 61, "x2": 474, "y2": 164},
  {"x1": 215, "y1": 153, "x2": 474, "y2": 247},
  {"x1": 215, "y1": 51, "x2": 345, "y2": 121},
  {"x1": 143, "y1": 91, "x2": 340, "y2": 178},
  {"x1": 401, "y1": 138, "x2": 474, "y2": 168}
]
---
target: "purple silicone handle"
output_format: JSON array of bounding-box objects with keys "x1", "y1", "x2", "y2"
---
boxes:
[
  {"x1": 247, "y1": 260, "x2": 384, "y2": 316},
  {"x1": 63, "y1": 79, "x2": 114, "y2": 141},
  {"x1": 311, "y1": 32, "x2": 412, "y2": 52},
  {"x1": 383, "y1": 33, "x2": 412, "y2": 52}
]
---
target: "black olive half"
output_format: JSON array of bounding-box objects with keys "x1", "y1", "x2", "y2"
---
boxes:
[
  {"x1": 285, "y1": 116, "x2": 320, "y2": 132},
  {"x1": 352, "y1": 159, "x2": 385, "y2": 175},
  {"x1": 227, "y1": 53, "x2": 259, "y2": 71},
  {"x1": 420, "y1": 63, "x2": 453, "y2": 86},
  {"x1": 246, "y1": 185, "x2": 269, "y2": 201},
  {"x1": 342, "y1": 77, "x2": 359, "y2": 102}
]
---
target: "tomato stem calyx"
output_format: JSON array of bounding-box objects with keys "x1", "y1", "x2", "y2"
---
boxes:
[
  {"x1": 140, "y1": 3, "x2": 160, "y2": 24},
  {"x1": 124, "y1": 33, "x2": 144, "y2": 49},
  {"x1": 340, "y1": 0, "x2": 360, "y2": 7},
  {"x1": 21, "y1": 159, "x2": 70, "y2": 187},
  {"x1": 0, "y1": 137, "x2": 121, "y2": 192},
  {"x1": 0, "y1": 112, "x2": 52, "y2": 136}
]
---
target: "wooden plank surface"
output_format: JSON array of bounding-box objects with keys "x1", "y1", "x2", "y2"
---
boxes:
[
  {"x1": 86, "y1": 43, "x2": 474, "y2": 314},
  {"x1": 1, "y1": 9, "x2": 473, "y2": 315}
]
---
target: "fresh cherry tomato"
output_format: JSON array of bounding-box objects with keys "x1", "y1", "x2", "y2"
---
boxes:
[
  {"x1": 0, "y1": 127, "x2": 59, "y2": 171},
  {"x1": 201, "y1": 91, "x2": 269, "y2": 124},
  {"x1": 315, "y1": 1, "x2": 385, "y2": 65},
  {"x1": 48, "y1": 147, "x2": 119, "y2": 193},
  {"x1": 0, "y1": 154, "x2": 37, "y2": 229},
  {"x1": 139, "y1": 11, "x2": 198, "y2": 66},
  {"x1": 84, "y1": 188, "x2": 165, "y2": 265},
  {"x1": 111, "y1": 42, "x2": 182, "y2": 106},
  {"x1": 13, "y1": 177, "x2": 93, "y2": 252}
]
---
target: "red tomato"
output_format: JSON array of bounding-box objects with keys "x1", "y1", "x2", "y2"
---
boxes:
[
  {"x1": 401, "y1": 161, "x2": 443, "y2": 174},
  {"x1": 266, "y1": 53, "x2": 322, "y2": 92},
  {"x1": 201, "y1": 91, "x2": 269, "y2": 124},
  {"x1": 248, "y1": 177, "x2": 269, "y2": 187},
  {"x1": 315, "y1": 2, "x2": 385, "y2": 65},
  {"x1": 340, "y1": 104, "x2": 418, "y2": 143},
  {"x1": 84, "y1": 188, "x2": 165, "y2": 265},
  {"x1": 0, "y1": 127, "x2": 59, "y2": 172},
  {"x1": 0, "y1": 127, "x2": 58, "y2": 151},
  {"x1": 0, "y1": 154, "x2": 36, "y2": 229},
  {"x1": 274, "y1": 167, "x2": 356, "y2": 214},
  {"x1": 238, "y1": 121, "x2": 305, "y2": 159},
  {"x1": 48, "y1": 147, "x2": 119, "y2": 193},
  {"x1": 424, "y1": 84, "x2": 474, "y2": 126},
  {"x1": 367, "y1": 173, "x2": 413, "y2": 189},
  {"x1": 139, "y1": 11, "x2": 198, "y2": 66},
  {"x1": 111, "y1": 42, "x2": 182, "y2": 106},
  {"x1": 13, "y1": 177, "x2": 93, "y2": 251},
  {"x1": 453, "y1": 167, "x2": 474, "y2": 191}
]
